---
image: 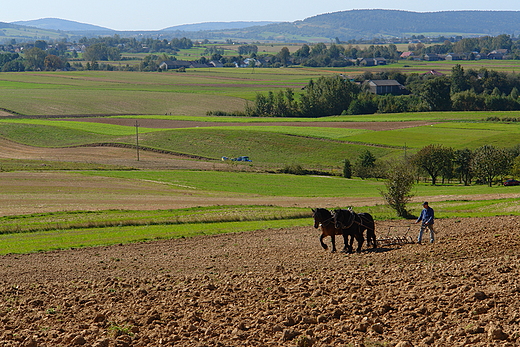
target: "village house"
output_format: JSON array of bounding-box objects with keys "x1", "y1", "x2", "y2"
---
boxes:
[
  {"x1": 445, "y1": 53, "x2": 465, "y2": 61},
  {"x1": 423, "y1": 70, "x2": 445, "y2": 77},
  {"x1": 159, "y1": 60, "x2": 210, "y2": 70},
  {"x1": 208, "y1": 60, "x2": 224, "y2": 68},
  {"x1": 359, "y1": 57, "x2": 387, "y2": 66},
  {"x1": 487, "y1": 49, "x2": 509, "y2": 60},
  {"x1": 423, "y1": 53, "x2": 443, "y2": 61},
  {"x1": 364, "y1": 80, "x2": 407, "y2": 95}
]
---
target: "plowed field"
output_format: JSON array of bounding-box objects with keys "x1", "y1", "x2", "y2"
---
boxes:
[{"x1": 1, "y1": 216, "x2": 520, "y2": 346}]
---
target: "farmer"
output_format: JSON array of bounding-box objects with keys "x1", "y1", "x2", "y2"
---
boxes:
[{"x1": 415, "y1": 201, "x2": 435, "y2": 244}]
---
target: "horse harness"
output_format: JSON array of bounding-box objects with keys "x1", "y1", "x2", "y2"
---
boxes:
[{"x1": 336, "y1": 210, "x2": 374, "y2": 231}]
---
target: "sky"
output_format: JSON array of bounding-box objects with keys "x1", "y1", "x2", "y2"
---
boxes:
[{"x1": 2, "y1": 0, "x2": 520, "y2": 31}]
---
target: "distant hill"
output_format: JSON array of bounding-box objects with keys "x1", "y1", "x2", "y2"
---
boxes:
[
  {"x1": 12, "y1": 18, "x2": 114, "y2": 31},
  {"x1": 0, "y1": 21, "x2": 72, "y2": 43},
  {"x1": 298, "y1": 9, "x2": 520, "y2": 38},
  {"x1": 235, "y1": 9, "x2": 520, "y2": 41},
  {"x1": 4, "y1": 10, "x2": 520, "y2": 44},
  {"x1": 162, "y1": 21, "x2": 280, "y2": 32}
]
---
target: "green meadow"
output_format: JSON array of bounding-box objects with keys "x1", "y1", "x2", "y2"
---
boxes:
[
  {"x1": 0, "y1": 194, "x2": 518, "y2": 254},
  {"x1": 81, "y1": 170, "x2": 519, "y2": 198}
]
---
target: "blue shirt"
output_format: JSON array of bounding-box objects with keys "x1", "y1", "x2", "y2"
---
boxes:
[{"x1": 417, "y1": 207, "x2": 434, "y2": 225}]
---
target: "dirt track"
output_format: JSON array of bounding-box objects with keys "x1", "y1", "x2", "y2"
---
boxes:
[{"x1": 1, "y1": 216, "x2": 520, "y2": 346}]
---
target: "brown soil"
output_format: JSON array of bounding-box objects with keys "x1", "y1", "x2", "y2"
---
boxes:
[
  {"x1": 2, "y1": 120, "x2": 520, "y2": 346},
  {"x1": 1, "y1": 216, "x2": 520, "y2": 346}
]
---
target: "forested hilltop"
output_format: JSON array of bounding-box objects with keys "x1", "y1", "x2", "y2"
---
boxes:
[
  {"x1": 4, "y1": 10, "x2": 520, "y2": 43},
  {"x1": 199, "y1": 10, "x2": 520, "y2": 42}
]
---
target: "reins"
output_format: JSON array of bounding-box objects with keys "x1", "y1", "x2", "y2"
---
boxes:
[
  {"x1": 318, "y1": 216, "x2": 334, "y2": 227},
  {"x1": 353, "y1": 214, "x2": 375, "y2": 231}
]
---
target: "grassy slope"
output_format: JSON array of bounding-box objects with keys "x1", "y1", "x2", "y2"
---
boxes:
[{"x1": 1, "y1": 114, "x2": 519, "y2": 166}]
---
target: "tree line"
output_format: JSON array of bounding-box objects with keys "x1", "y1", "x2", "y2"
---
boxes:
[
  {"x1": 214, "y1": 65, "x2": 520, "y2": 118},
  {"x1": 0, "y1": 36, "x2": 195, "y2": 72},
  {"x1": 293, "y1": 142, "x2": 519, "y2": 217},
  {"x1": 344, "y1": 144, "x2": 520, "y2": 216},
  {"x1": 350, "y1": 143, "x2": 520, "y2": 186}
]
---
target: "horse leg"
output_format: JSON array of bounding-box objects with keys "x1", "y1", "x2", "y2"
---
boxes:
[
  {"x1": 346, "y1": 232, "x2": 354, "y2": 254},
  {"x1": 319, "y1": 234, "x2": 328, "y2": 250},
  {"x1": 371, "y1": 230, "x2": 377, "y2": 249},
  {"x1": 356, "y1": 233, "x2": 365, "y2": 253},
  {"x1": 331, "y1": 234, "x2": 337, "y2": 253},
  {"x1": 341, "y1": 232, "x2": 351, "y2": 253}
]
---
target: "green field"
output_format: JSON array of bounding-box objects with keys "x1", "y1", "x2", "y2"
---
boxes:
[
  {"x1": 0, "y1": 69, "x2": 325, "y2": 116},
  {"x1": 1, "y1": 113, "x2": 519, "y2": 165}
]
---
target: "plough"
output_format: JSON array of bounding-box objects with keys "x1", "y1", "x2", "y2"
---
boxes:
[{"x1": 376, "y1": 223, "x2": 416, "y2": 247}]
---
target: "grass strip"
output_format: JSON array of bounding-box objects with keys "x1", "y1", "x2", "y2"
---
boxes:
[
  {"x1": 83, "y1": 170, "x2": 520, "y2": 198},
  {"x1": 0, "y1": 218, "x2": 310, "y2": 255},
  {"x1": 0, "y1": 206, "x2": 309, "y2": 235}
]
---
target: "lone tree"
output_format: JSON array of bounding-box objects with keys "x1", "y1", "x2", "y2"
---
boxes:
[
  {"x1": 354, "y1": 149, "x2": 377, "y2": 179},
  {"x1": 380, "y1": 160, "x2": 415, "y2": 217}
]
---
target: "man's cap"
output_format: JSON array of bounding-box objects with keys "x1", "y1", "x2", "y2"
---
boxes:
[{"x1": 422, "y1": 201, "x2": 429, "y2": 205}]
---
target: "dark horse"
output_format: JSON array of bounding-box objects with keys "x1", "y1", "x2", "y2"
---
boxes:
[
  {"x1": 312, "y1": 208, "x2": 349, "y2": 253},
  {"x1": 333, "y1": 208, "x2": 377, "y2": 253}
]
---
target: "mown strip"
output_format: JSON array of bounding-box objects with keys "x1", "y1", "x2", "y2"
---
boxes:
[
  {"x1": 0, "y1": 206, "x2": 309, "y2": 235},
  {"x1": 0, "y1": 218, "x2": 311, "y2": 255}
]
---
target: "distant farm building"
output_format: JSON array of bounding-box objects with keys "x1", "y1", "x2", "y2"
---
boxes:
[
  {"x1": 365, "y1": 80, "x2": 407, "y2": 95},
  {"x1": 359, "y1": 57, "x2": 387, "y2": 66}
]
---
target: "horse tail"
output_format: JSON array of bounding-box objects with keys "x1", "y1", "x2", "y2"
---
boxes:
[{"x1": 360, "y1": 213, "x2": 377, "y2": 248}]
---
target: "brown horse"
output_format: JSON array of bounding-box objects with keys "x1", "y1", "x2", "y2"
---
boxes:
[
  {"x1": 312, "y1": 208, "x2": 350, "y2": 253},
  {"x1": 334, "y1": 208, "x2": 376, "y2": 253}
]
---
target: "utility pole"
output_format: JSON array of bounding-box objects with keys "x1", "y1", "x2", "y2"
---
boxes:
[{"x1": 135, "y1": 120, "x2": 140, "y2": 161}]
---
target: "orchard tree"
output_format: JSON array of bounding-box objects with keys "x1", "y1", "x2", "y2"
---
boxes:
[
  {"x1": 276, "y1": 47, "x2": 291, "y2": 66},
  {"x1": 343, "y1": 159, "x2": 352, "y2": 179},
  {"x1": 44, "y1": 55, "x2": 64, "y2": 71},
  {"x1": 450, "y1": 64, "x2": 469, "y2": 94},
  {"x1": 34, "y1": 40, "x2": 48, "y2": 50},
  {"x1": 354, "y1": 150, "x2": 376, "y2": 179},
  {"x1": 471, "y1": 145, "x2": 511, "y2": 186},
  {"x1": 83, "y1": 43, "x2": 108, "y2": 62},
  {"x1": 454, "y1": 148, "x2": 474, "y2": 186},
  {"x1": 24, "y1": 47, "x2": 46, "y2": 71},
  {"x1": 511, "y1": 155, "x2": 520, "y2": 178},
  {"x1": 411, "y1": 144, "x2": 454, "y2": 185},
  {"x1": 419, "y1": 76, "x2": 452, "y2": 111}
]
